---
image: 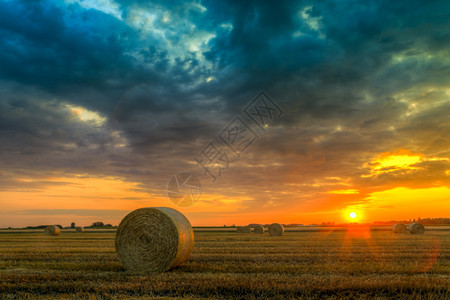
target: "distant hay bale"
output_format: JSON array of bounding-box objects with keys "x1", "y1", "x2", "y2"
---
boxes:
[
  {"x1": 408, "y1": 222, "x2": 425, "y2": 234},
  {"x1": 115, "y1": 207, "x2": 194, "y2": 274},
  {"x1": 268, "y1": 223, "x2": 284, "y2": 236},
  {"x1": 253, "y1": 225, "x2": 265, "y2": 234},
  {"x1": 393, "y1": 224, "x2": 408, "y2": 234},
  {"x1": 242, "y1": 226, "x2": 251, "y2": 233},
  {"x1": 237, "y1": 226, "x2": 251, "y2": 233},
  {"x1": 75, "y1": 227, "x2": 84, "y2": 233},
  {"x1": 44, "y1": 226, "x2": 60, "y2": 236}
]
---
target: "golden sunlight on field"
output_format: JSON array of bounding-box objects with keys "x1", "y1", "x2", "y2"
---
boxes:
[{"x1": 0, "y1": 228, "x2": 448, "y2": 298}]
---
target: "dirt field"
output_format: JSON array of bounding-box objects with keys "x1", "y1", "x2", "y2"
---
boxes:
[{"x1": 0, "y1": 227, "x2": 449, "y2": 299}]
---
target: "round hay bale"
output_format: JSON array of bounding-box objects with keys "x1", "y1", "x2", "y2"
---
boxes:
[
  {"x1": 268, "y1": 223, "x2": 284, "y2": 236},
  {"x1": 115, "y1": 207, "x2": 194, "y2": 274},
  {"x1": 242, "y1": 226, "x2": 251, "y2": 233},
  {"x1": 393, "y1": 224, "x2": 408, "y2": 234},
  {"x1": 44, "y1": 225, "x2": 60, "y2": 236},
  {"x1": 408, "y1": 222, "x2": 425, "y2": 234},
  {"x1": 253, "y1": 225, "x2": 265, "y2": 234},
  {"x1": 75, "y1": 227, "x2": 85, "y2": 233}
]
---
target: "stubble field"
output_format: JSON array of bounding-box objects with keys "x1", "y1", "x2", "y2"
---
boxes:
[{"x1": 0, "y1": 227, "x2": 449, "y2": 299}]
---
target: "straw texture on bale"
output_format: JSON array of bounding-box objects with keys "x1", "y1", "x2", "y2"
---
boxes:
[
  {"x1": 393, "y1": 224, "x2": 408, "y2": 234},
  {"x1": 44, "y1": 226, "x2": 60, "y2": 236},
  {"x1": 115, "y1": 207, "x2": 194, "y2": 274},
  {"x1": 242, "y1": 226, "x2": 251, "y2": 233},
  {"x1": 408, "y1": 222, "x2": 425, "y2": 234},
  {"x1": 268, "y1": 223, "x2": 284, "y2": 236},
  {"x1": 76, "y1": 227, "x2": 85, "y2": 233},
  {"x1": 253, "y1": 225, "x2": 265, "y2": 234}
]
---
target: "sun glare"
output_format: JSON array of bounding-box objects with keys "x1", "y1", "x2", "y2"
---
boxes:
[{"x1": 344, "y1": 208, "x2": 361, "y2": 222}]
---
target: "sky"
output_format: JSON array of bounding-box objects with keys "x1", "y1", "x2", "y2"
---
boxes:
[{"x1": 0, "y1": 0, "x2": 449, "y2": 227}]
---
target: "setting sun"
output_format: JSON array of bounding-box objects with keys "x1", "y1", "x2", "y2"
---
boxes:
[{"x1": 343, "y1": 209, "x2": 363, "y2": 222}]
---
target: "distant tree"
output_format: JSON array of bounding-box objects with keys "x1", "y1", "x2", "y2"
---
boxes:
[
  {"x1": 92, "y1": 221, "x2": 104, "y2": 227},
  {"x1": 104, "y1": 224, "x2": 113, "y2": 227},
  {"x1": 71, "y1": 222, "x2": 75, "y2": 228}
]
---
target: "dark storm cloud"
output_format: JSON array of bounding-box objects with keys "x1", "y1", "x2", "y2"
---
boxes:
[
  {"x1": 0, "y1": 0, "x2": 214, "y2": 108},
  {"x1": 209, "y1": 0, "x2": 450, "y2": 116},
  {"x1": 0, "y1": 0, "x2": 218, "y2": 177},
  {"x1": 0, "y1": 1, "x2": 131, "y2": 92},
  {"x1": 0, "y1": 0, "x2": 449, "y2": 208}
]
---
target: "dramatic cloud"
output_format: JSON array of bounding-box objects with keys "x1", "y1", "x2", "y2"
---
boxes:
[{"x1": 0, "y1": 0, "x2": 449, "y2": 226}]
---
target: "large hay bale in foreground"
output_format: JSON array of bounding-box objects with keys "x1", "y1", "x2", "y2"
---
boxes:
[
  {"x1": 268, "y1": 223, "x2": 284, "y2": 236},
  {"x1": 75, "y1": 227, "x2": 84, "y2": 233},
  {"x1": 393, "y1": 224, "x2": 408, "y2": 234},
  {"x1": 115, "y1": 207, "x2": 194, "y2": 274},
  {"x1": 253, "y1": 225, "x2": 265, "y2": 234},
  {"x1": 44, "y1": 226, "x2": 60, "y2": 236},
  {"x1": 408, "y1": 222, "x2": 425, "y2": 234}
]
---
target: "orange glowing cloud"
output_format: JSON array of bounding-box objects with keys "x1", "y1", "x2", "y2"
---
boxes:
[
  {"x1": 363, "y1": 149, "x2": 423, "y2": 177},
  {"x1": 328, "y1": 189, "x2": 359, "y2": 195}
]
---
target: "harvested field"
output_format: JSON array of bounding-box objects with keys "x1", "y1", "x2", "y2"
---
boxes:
[{"x1": 0, "y1": 227, "x2": 449, "y2": 298}]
